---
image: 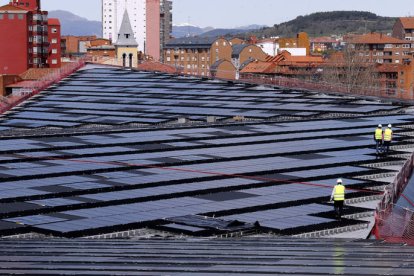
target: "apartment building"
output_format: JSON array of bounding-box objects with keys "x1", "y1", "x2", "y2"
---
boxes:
[
  {"x1": 346, "y1": 33, "x2": 413, "y2": 64},
  {"x1": 62, "y1": 35, "x2": 97, "y2": 56},
  {"x1": 164, "y1": 37, "x2": 230, "y2": 76},
  {"x1": 47, "y1": 18, "x2": 61, "y2": 68},
  {"x1": 279, "y1": 32, "x2": 310, "y2": 56},
  {"x1": 310, "y1": 37, "x2": 340, "y2": 53},
  {"x1": 163, "y1": 37, "x2": 267, "y2": 77},
  {"x1": 393, "y1": 17, "x2": 414, "y2": 41},
  {"x1": 102, "y1": 0, "x2": 172, "y2": 61},
  {"x1": 0, "y1": 0, "x2": 61, "y2": 75}
]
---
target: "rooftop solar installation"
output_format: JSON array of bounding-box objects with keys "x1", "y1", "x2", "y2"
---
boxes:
[
  {"x1": 0, "y1": 238, "x2": 413, "y2": 275},
  {"x1": 0, "y1": 67, "x2": 403, "y2": 130},
  {"x1": 0, "y1": 65, "x2": 413, "y2": 238}
]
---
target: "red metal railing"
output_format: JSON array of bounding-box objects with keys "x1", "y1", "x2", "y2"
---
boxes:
[
  {"x1": 374, "y1": 152, "x2": 414, "y2": 244},
  {"x1": 0, "y1": 60, "x2": 85, "y2": 114}
]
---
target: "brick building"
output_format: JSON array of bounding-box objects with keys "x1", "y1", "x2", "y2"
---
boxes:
[
  {"x1": 0, "y1": 0, "x2": 61, "y2": 75},
  {"x1": 47, "y1": 18, "x2": 61, "y2": 68},
  {"x1": 279, "y1": 32, "x2": 310, "y2": 56},
  {"x1": 163, "y1": 37, "x2": 266, "y2": 77},
  {"x1": 393, "y1": 17, "x2": 414, "y2": 41},
  {"x1": 240, "y1": 51, "x2": 324, "y2": 80},
  {"x1": 310, "y1": 37, "x2": 340, "y2": 53},
  {"x1": 376, "y1": 58, "x2": 414, "y2": 99},
  {"x1": 61, "y1": 35, "x2": 97, "y2": 57},
  {"x1": 346, "y1": 33, "x2": 413, "y2": 64}
]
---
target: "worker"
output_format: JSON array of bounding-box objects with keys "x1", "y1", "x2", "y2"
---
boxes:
[
  {"x1": 374, "y1": 124, "x2": 383, "y2": 154},
  {"x1": 330, "y1": 179, "x2": 345, "y2": 220},
  {"x1": 383, "y1": 124, "x2": 393, "y2": 154}
]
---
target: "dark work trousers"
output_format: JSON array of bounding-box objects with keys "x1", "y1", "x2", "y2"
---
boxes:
[
  {"x1": 383, "y1": 141, "x2": 391, "y2": 154},
  {"x1": 334, "y1": 200, "x2": 344, "y2": 219},
  {"x1": 375, "y1": 139, "x2": 383, "y2": 153}
]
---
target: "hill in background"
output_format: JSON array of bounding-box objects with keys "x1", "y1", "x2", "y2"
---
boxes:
[
  {"x1": 49, "y1": 10, "x2": 102, "y2": 36},
  {"x1": 244, "y1": 11, "x2": 397, "y2": 38}
]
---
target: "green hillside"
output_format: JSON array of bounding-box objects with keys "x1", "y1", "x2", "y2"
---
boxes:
[{"x1": 249, "y1": 11, "x2": 397, "y2": 38}]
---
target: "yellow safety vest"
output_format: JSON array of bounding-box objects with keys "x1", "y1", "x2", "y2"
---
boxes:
[
  {"x1": 384, "y1": 128, "x2": 393, "y2": 142},
  {"x1": 334, "y1": 184, "x2": 345, "y2": 201},
  {"x1": 375, "y1": 128, "x2": 383, "y2": 140}
]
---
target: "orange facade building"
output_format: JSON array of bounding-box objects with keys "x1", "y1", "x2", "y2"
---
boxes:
[{"x1": 346, "y1": 33, "x2": 413, "y2": 64}]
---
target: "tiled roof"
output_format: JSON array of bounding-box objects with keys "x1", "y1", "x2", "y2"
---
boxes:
[
  {"x1": 348, "y1": 33, "x2": 407, "y2": 44},
  {"x1": 399, "y1": 17, "x2": 414, "y2": 29},
  {"x1": 0, "y1": 4, "x2": 28, "y2": 12},
  {"x1": 19, "y1": 68, "x2": 60, "y2": 81},
  {"x1": 6, "y1": 80, "x2": 39, "y2": 88},
  {"x1": 240, "y1": 60, "x2": 277, "y2": 74},
  {"x1": 47, "y1": 18, "x2": 60, "y2": 26},
  {"x1": 266, "y1": 51, "x2": 324, "y2": 64}
]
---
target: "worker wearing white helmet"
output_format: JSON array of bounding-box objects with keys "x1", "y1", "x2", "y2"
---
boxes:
[
  {"x1": 383, "y1": 124, "x2": 393, "y2": 155},
  {"x1": 330, "y1": 179, "x2": 345, "y2": 220},
  {"x1": 374, "y1": 124, "x2": 383, "y2": 154}
]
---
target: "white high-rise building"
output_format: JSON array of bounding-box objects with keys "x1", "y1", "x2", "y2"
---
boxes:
[
  {"x1": 102, "y1": 0, "x2": 172, "y2": 61},
  {"x1": 102, "y1": 0, "x2": 146, "y2": 52}
]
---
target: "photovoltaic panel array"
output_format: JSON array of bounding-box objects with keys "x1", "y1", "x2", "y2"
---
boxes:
[
  {"x1": 0, "y1": 66, "x2": 412, "y2": 237},
  {"x1": 0, "y1": 67, "x2": 402, "y2": 131}
]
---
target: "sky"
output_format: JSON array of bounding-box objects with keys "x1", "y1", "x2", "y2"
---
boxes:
[{"x1": 1, "y1": 0, "x2": 414, "y2": 28}]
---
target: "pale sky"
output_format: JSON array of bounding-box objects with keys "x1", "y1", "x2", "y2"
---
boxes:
[{"x1": 1, "y1": 0, "x2": 413, "y2": 28}]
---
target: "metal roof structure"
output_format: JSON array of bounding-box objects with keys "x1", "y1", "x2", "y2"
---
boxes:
[
  {"x1": 0, "y1": 66, "x2": 413, "y2": 239},
  {"x1": 0, "y1": 238, "x2": 413, "y2": 275}
]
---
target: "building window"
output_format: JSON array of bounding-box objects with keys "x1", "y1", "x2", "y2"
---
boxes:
[
  {"x1": 52, "y1": 59, "x2": 57, "y2": 64},
  {"x1": 8, "y1": 14, "x2": 15, "y2": 20},
  {"x1": 0, "y1": 14, "x2": 3, "y2": 20},
  {"x1": 51, "y1": 28, "x2": 57, "y2": 33},
  {"x1": 18, "y1": 14, "x2": 23, "y2": 20},
  {"x1": 51, "y1": 38, "x2": 57, "y2": 44},
  {"x1": 52, "y1": 49, "x2": 57, "y2": 54},
  {"x1": 166, "y1": 57, "x2": 170, "y2": 61}
]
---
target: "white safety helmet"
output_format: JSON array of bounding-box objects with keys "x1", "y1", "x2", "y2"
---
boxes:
[
  {"x1": 337, "y1": 179, "x2": 342, "y2": 184},
  {"x1": 388, "y1": 124, "x2": 392, "y2": 128},
  {"x1": 378, "y1": 124, "x2": 382, "y2": 128}
]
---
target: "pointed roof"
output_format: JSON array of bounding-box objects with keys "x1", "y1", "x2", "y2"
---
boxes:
[{"x1": 116, "y1": 10, "x2": 138, "y2": 47}]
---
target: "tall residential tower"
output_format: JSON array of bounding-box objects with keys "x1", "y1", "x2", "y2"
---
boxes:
[{"x1": 102, "y1": 0, "x2": 172, "y2": 61}]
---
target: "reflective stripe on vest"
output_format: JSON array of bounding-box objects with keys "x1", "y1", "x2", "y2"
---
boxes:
[
  {"x1": 334, "y1": 184, "x2": 345, "y2": 201},
  {"x1": 375, "y1": 128, "x2": 383, "y2": 140},
  {"x1": 384, "y1": 129, "x2": 393, "y2": 142}
]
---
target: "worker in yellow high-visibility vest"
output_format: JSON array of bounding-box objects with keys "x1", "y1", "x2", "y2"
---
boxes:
[
  {"x1": 374, "y1": 124, "x2": 383, "y2": 154},
  {"x1": 330, "y1": 179, "x2": 345, "y2": 219},
  {"x1": 383, "y1": 124, "x2": 393, "y2": 155}
]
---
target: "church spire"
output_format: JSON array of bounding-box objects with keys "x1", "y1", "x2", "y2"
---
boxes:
[{"x1": 115, "y1": 10, "x2": 138, "y2": 47}]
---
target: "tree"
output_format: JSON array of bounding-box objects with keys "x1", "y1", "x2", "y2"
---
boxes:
[{"x1": 321, "y1": 47, "x2": 380, "y2": 94}]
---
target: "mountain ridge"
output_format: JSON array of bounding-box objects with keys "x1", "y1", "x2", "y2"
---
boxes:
[{"x1": 48, "y1": 10, "x2": 102, "y2": 36}]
